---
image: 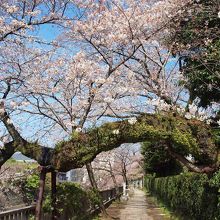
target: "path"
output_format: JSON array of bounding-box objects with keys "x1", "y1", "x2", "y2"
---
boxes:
[{"x1": 100, "y1": 189, "x2": 170, "y2": 220}]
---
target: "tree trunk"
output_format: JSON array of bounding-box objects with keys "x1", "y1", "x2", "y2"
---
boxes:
[
  {"x1": 110, "y1": 172, "x2": 120, "y2": 200},
  {"x1": 35, "y1": 167, "x2": 47, "y2": 220},
  {"x1": 108, "y1": 162, "x2": 120, "y2": 200},
  {"x1": 166, "y1": 146, "x2": 217, "y2": 174},
  {"x1": 122, "y1": 164, "x2": 128, "y2": 189},
  {"x1": 86, "y1": 163, "x2": 107, "y2": 216},
  {"x1": 51, "y1": 171, "x2": 57, "y2": 220}
]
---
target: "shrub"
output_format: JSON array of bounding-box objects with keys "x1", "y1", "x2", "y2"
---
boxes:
[
  {"x1": 21, "y1": 173, "x2": 51, "y2": 203},
  {"x1": 23, "y1": 174, "x2": 40, "y2": 202},
  {"x1": 145, "y1": 172, "x2": 220, "y2": 220},
  {"x1": 22, "y1": 173, "x2": 101, "y2": 219},
  {"x1": 87, "y1": 188, "x2": 102, "y2": 209},
  {"x1": 55, "y1": 182, "x2": 91, "y2": 219}
]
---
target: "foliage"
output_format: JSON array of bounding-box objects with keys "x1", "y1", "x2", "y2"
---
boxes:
[
  {"x1": 21, "y1": 173, "x2": 100, "y2": 219},
  {"x1": 87, "y1": 188, "x2": 102, "y2": 208},
  {"x1": 139, "y1": 113, "x2": 218, "y2": 176},
  {"x1": 6, "y1": 158, "x2": 16, "y2": 163},
  {"x1": 141, "y1": 141, "x2": 183, "y2": 177},
  {"x1": 53, "y1": 113, "x2": 217, "y2": 172},
  {"x1": 23, "y1": 174, "x2": 40, "y2": 201},
  {"x1": 43, "y1": 182, "x2": 102, "y2": 219},
  {"x1": 21, "y1": 173, "x2": 51, "y2": 203},
  {"x1": 145, "y1": 172, "x2": 220, "y2": 220},
  {"x1": 209, "y1": 169, "x2": 220, "y2": 213},
  {"x1": 170, "y1": 0, "x2": 220, "y2": 107},
  {"x1": 210, "y1": 170, "x2": 220, "y2": 189},
  {"x1": 55, "y1": 182, "x2": 90, "y2": 219},
  {"x1": 51, "y1": 183, "x2": 101, "y2": 219}
]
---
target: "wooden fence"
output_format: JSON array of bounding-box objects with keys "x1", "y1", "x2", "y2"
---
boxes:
[
  {"x1": 0, "y1": 187, "x2": 123, "y2": 220},
  {"x1": 0, "y1": 205, "x2": 35, "y2": 220}
]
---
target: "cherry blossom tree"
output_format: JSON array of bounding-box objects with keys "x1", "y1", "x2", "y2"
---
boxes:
[
  {"x1": 0, "y1": 0, "x2": 75, "y2": 166},
  {"x1": 0, "y1": 0, "x2": 194, "y2": 168},
  {"x1": 0, "y1": 0, "x2": 219, "y2": 218},
  {"x1": 93, "y1": 144, "x2": 142, "y2": 191},
  {"x1": 0, "y1": 0, "x2": 217, "y2": 183}
]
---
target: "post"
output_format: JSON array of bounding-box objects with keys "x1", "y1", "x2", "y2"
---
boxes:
[
  {"x1": 121, "y1": 182, "x2": 128, "y2": 201},
  {"x1": 35, "y1": 166, "x2": 47, "y2": 220},
  {"x1": 123, "y1": 182, "x2": 126, "y2": 196},
  {"x1": 51, "y1": 171, "x2": 57, "y2": 220}
]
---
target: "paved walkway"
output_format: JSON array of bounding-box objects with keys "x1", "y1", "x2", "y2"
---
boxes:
[{"x1": 100, "y1": 189, "x2": 170, "y2": 220}]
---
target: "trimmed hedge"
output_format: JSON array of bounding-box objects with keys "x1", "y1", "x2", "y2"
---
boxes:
[{"x1": 145, "y1": 172, "x2": 220, "y2": 220}]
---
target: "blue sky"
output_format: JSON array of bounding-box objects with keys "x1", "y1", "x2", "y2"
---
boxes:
[{"x1": 37, "y1": 24, "x2": 60, "y2": 41}]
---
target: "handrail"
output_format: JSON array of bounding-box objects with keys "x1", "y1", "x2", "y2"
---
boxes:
[{"x1": 0, "y1": 205, "x2": 35, "y2": 220}]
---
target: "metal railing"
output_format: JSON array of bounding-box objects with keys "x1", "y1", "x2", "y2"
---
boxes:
[{"x1": 0, "y1": 187, "x2": 123, "y2": 220}]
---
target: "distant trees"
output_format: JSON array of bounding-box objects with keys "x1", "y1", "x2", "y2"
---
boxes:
[{"x1": 93, "y1": 145, "x2": 141, "y2": 190}]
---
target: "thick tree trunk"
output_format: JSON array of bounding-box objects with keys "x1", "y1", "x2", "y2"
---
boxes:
[
  {"x1": 1, "y1": 113, "x2": 218, "y2": 174},
  {"x1": 51, "y1": 171, "x2": 57, "y2": 220},
  {"x1": 35, "y1": 167, "x2": 47, "y2": 220},
  {"x1": 86, "y1": 163, "x2": 107, "y2": 216},
  {"x1": 166, "y1": 147, "x2": 217, "y2": 174}
]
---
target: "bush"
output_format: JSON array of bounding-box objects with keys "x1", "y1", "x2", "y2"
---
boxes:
[
  {"x1": 22, "y1": 173, "x2": 100, "y2": 219},
  {"x1": 145, "y1": 172, "x2": 220, "y2": 220},
  {"x1": 21, "y1": 173, "x2": 51, "y2": 203},
  {"x1": 23, "y1": 174, "x2": 40, "y2": 202},
  {"x1": 55, "y1": 182, "x2": 91, "y2": 219},
  {"x1": 87, "y1": 188, "x2": 102, "y2": 209}
]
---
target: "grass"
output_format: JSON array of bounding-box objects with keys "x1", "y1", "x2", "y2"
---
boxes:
[
  {"x1": 144, "y1": 188, "x2": 187, "y2": 220},
  {"x1": 147, "y1": 194, "x2": 179, "y2": 219}
]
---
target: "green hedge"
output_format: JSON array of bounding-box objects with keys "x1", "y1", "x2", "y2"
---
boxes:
[{"x1": 145, "y1": 172, "x2": 220, "y2": 220}]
